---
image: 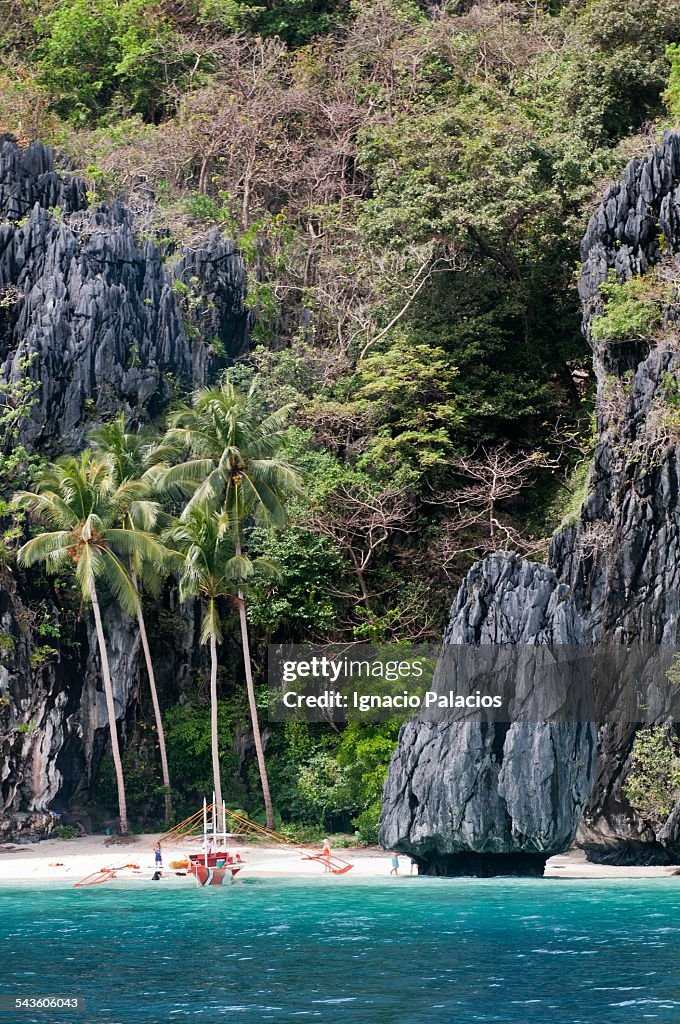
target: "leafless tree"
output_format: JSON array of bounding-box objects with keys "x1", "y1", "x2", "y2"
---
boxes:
[
  {"x1": 440, "y1": 444, "x2": 554, "y2": 537},
  {"x1": 427, "y1": 444, "x2": 556, "y2": 569},
  {"x1": 308, "y1": 485, "x2": 417, "y2": 607}
]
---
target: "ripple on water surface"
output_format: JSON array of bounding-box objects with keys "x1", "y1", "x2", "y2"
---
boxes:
[{"x1": 0, "y1": 877, "x2": 678, "y2": 1024}]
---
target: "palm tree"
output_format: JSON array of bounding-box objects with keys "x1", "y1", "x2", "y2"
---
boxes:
[
  {"x1": 90, "y1": 415, "x2": 178, "y2": 824},
  {"x1": 161, "y1": 380, "x2": 302, "y2": 828},
  {"x1": 15, "y1": 452, "x2": 167, "y2": 836},
  {"x1": 166, "y1": 504, "x2": 275, "y2": 831}
]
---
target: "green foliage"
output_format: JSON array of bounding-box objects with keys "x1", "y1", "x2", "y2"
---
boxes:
[
  {"x1": 36, "y1": 0, "x2": 186, "y2": 123},
  {"x1": 0, "y1": 355, "x2": 43, "y2": 501},
  {"x1": 337, "y1": 723, "x2": 399, "y2": 842},
  {"x1": 560, "y1": 0, "x2": 680, "y2": 145},
  {"x1": 591, "y1": 272, "x2": 662, "y2": 343},
  {"x1": 265, "y1": 723, "x2": 346, "y2": 829},
  {"x1": 35, "y1": 0, "x2": 120, "y2": 121},
  {"x1": 185, "y1": 191, "x2": 235, "y2": 227},
  {"x1": 245, "y1": 0, "x2": 349, "y2": 45},
  {"x1": 666, "y1": 651, "x2": 680, "y2": 688},
  {"x1": 277, "y1": 820, "x2": 326, "y2": 843},
  {"x1": 287, "y1": 748, "x2": 353, "y2": 825},
  {"x1": 248, "y1": 527, "x2": 345, "y2": 639},
  {"x1": 197, "y1": 0, "x2": 251, "y2": 31},
  {"x1": 352, "y1": 336, "x2": 461, "y2": 472},
  {"x1": 0, "y1": 632, "x2": 16, "y2": 656},
  {"x1": 666, "y1": 44, "x2": 680, "y2": 119},
  {"x1": 661, "y1": 372, "x2": 680, "y2": 411},
  {"x1": 263, "y1": 721, "x2": 398, "y2": 839},
  {"x1": 551, "y1": 459, "x2": 591, "y2": 530},
  {"x1": 164, "y1": 699, "x2": 246, "y2": 815},
  {"x1": 54, "y1": 824, "x2": 79, "y2": 840},
  {"x1": 29, "y1": 645, "x2": 58, "y2": 671},
  {"x1": 623, "y1": 726, "x2": 680, "y2": 824},
  {"x1": 93, "y1": 748, "x2": 160, "y2": 824}
]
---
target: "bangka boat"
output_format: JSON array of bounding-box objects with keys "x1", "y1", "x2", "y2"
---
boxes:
[{"x1": 74, "y1": 795, "x2": 354, "y2": 888}]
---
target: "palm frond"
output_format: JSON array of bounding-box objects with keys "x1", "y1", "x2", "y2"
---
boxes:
[
  {"x1": 222, "y1": 553, "x2": 254, "y2": 581},
  {"x1": 104, "y1": 528, "x2": 169, "y2": 571},
  {"x1": 99, "y1": 548, "x2": 140, "y2": 619},
  {"x1": 13, "y1": 490, "x2": 78, "y2": 531},
  {"x1": 17, "y1": 531, "x2": 73, "y2": 568},
  {"x1": 125, "y1": 499, "x2": 161, "y2": 532},
  {"x1": 180, "y1": 468, "x2": 227, "y2": 518},
  {"x1": 74, "y1": 544, "x2": 99, "y2": 602},
  {"x1": 238, "y1": 471, "x2": 287, "y2": 528},
  {"x1": 154, "y1": 459, "x2": 215, "y2": 498},
  {"x1": 200, "y1": 597, "x2": 222, "y2": 645},
  {"x1": 250, "y1": 556, "x2": 280, "y2": 578}
]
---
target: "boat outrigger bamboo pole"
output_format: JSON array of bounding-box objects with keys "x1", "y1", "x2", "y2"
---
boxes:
[
  {"x1": 158, "y1": 802, "x2": 352, "y2": 874},
  {"x1": 158, "y1": 807, "x2": 205, "y2": 844}
]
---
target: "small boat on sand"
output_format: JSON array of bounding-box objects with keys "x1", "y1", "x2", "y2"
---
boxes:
[{"x1": 186, "y1": 847, "x2": 245, "y2": 885}]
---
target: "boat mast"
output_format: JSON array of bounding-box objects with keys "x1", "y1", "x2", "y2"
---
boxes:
[{"x1": 203, "y1": 797, "x2": 208, "y2": 868}]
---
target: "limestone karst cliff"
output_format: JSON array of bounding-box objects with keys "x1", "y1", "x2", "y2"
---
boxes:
[
  {"x1": 0, "y1": 138, "x2": 248, "y2": 450},
  {"x1": 0, "y1": 139, "x2": 247, "y2": 836},
  {"x1": 380, "y1": 131, "x2": 680, "y2": 873},
  {"x1": 4, "y1": 128, "x2": 680, "y2": 849}
]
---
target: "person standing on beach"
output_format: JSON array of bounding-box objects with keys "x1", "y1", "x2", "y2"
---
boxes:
[
  {"x1": 390, "y1": 853, "x2": 399, "y2": 875},
  {"x1": 322, "y1": 838, "x2": 332, "y2": 872},
  {"x1": 154, "y1": 843, "x2": 163, "y2": 868}
]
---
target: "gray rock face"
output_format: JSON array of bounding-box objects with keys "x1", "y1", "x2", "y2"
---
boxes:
[
  {"x1": 0, "y1": 137, "x2": 249, "y2": 450},
  {"x1": 0, "y1": 139, "x2": 248, "y2": 836},
  {"x1": 172, "y1": 230, "x2": 249, "y2": 364},
  {"x1": 1, "y1": 201, "x2": 192, "y2": 449},
  {"x1": 0, "y1": 138, "x2": 87, "y2": 221},
  {"x1": 381, "y1": 553, "x2": 598, "y2": 875},
  {"x1": 381, "y1": 131, "x2": 680, "y2": 872}
]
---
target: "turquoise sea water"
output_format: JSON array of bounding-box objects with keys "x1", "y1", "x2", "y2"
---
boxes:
[{"x1": 0, "y1": 877, "x2": 678, "y2": 1024}]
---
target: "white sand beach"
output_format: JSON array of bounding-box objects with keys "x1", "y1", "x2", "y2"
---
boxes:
[{"x1": 0, "y1": 835, "x2": 676, "y2": 884}]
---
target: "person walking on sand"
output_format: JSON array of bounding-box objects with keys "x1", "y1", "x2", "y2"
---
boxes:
[
  {"x1": 154, "y1": 842, "x2": 163, "y2": 868},
  {"x1": 390, "y1": 853, "x2": 399, "y2": 876},
  {"x1": 322, "y1": 837, "x2": 332, "y2": 872}
]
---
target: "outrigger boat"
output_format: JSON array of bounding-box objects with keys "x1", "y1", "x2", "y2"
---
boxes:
[
  {"x1": 162, "y1": 799, "x2": 353, "y2": 877},
  {"x1": 74, "y1": 797, "x2": 246, "y2": 888},
  {"x1": 74, "y1": 796, "x2": 353, "y2": 888},
  {"x1": 183, "y1": 798, "x2": 246, "y2": 886}
]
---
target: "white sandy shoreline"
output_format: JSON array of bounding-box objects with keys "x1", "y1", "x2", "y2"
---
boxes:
[{"x1": 0, "y1": 835, "x2": 676, "y2": 884}]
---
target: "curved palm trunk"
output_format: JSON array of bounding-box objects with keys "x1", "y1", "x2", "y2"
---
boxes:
[
  {"x1": 235, "y1": 540, "x2": 274, "y2": 829},
  {"x1": 132, "y1": 569, "x2": 172, "y2": 824},
  {"x1": 137, "y1": 603, "x2": 173, "y2": 825},
  {"x1": 209, "y1": 630, "x2": 224, "y2": 832},
  {"x1": 91, "y1": 582, "x2": 129, "y2": 836}
]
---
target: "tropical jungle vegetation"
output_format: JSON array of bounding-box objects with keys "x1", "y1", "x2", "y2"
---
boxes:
[{"x1": 2, "y1": 0, "x2": 680, "y2": 840}]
